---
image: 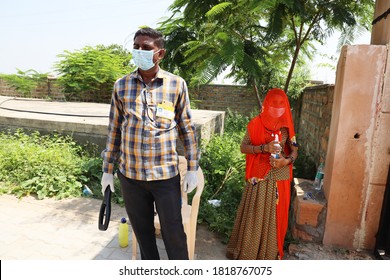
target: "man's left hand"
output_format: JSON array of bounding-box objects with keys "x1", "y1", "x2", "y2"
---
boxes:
[{"x1": 183, "y1": 171, "x2": 198, "y2": 193}]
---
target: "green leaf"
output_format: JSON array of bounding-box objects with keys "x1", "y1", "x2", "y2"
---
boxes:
[{"x1": 206, "y1": 2, "x2": 233, "y2": 18}]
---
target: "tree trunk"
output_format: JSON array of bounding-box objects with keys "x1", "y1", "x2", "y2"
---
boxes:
[
  {"x1": 284, "y1": 44, "x2": 301, "y2": 93},
  {"x1": 252, "y1": 81, "x2": 262, "y2": 109}
]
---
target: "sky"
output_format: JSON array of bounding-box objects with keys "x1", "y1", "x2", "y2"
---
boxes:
[
  {"x1": 310, "y1": 31, "x2": 371, "y2": 83},
  {"x1": 0, "y1": 0, "x2": 371, "y2": 84},
  {"x1": 0, "y1": 0, "x2": 173, "y2": 74}
]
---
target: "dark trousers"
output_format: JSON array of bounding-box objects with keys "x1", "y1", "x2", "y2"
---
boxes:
[{"x1": 117, "y1": 171, "x2": 188, "y2": 260}]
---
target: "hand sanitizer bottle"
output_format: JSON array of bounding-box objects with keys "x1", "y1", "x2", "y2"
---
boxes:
[
  {"x1": 271, "y1": 134, "x2": 281, "y2": 159},
  {"x1": 118, "y1": 217, "x2": 129, "y2": 248}
]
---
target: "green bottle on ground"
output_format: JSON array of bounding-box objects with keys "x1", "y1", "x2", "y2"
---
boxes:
[{"x1": 119, "y1": 217, "x2": 129, "y2": 248}]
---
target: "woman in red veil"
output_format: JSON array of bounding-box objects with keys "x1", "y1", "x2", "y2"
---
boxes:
[{"x1": 226, "y1": 88, "x2": 298, "y2": 260}]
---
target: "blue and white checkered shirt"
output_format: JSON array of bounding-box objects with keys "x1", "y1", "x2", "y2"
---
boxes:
[{"x1": 102, "y1": 68, "x2": 199, "y2": 181}]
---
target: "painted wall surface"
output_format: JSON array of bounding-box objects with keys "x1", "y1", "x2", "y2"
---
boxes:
[
  {"x1": 323, "y1": 45, "x2": 388, "y2": 249},
  {"x1": 371, "y1": 0, "x2": 390, "y2": 45},
  {"x1": 366, "y1": 43, "x2": 390, "y2": 249}
]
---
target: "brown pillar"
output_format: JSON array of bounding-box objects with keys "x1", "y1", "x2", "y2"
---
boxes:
[
  {"x1": 371, "y1": 0, "x2": 390, "y2": 45},
  {"x1": 323, "y1": 45, "x2": 388, "y2": 249}
]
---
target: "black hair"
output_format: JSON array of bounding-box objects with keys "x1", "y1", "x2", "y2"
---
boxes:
[{"x1": 133, "y1": 27, "x2": 165, "y2": 49}]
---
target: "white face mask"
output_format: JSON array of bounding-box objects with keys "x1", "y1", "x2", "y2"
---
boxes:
[{"x1": 132, "y1": 49, "x2": 160, "y2": 70}]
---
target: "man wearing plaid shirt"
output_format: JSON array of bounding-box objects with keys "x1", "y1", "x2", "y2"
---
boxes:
[{"x1": 101, "y1": 28, "x2": 199, "y2": 260}]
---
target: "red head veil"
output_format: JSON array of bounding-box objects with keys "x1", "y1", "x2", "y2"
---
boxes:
[
  {"x1": 261, "y1": 88, "x2": 295, "y2": 134},
  {"x1": 245, "y1": 88, "x2": 296, "y2": 180}
]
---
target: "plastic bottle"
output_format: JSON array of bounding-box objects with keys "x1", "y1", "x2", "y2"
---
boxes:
[
  {"x1": 82, "y1": 185, "x2": 93, "y2": 196},
  {"x1": 271, "y1": 134, "x2": 281, "y2": 159},
  {"x1": 313, "y1": 163, "x2": 325, "y2": 190},
  {"x1": 118, "y1": 217, "x2": 129, "y2": 248}
]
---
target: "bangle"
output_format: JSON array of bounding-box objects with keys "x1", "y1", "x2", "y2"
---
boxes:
[
  {"x1": 287, "y1": 156, "x2": 295, "y2": 164},
  {"x1": 260, "y1": 144, "x2": 264, "y2": 153},
  {"x1": 251, "y1": 145, "x2": 255, "y2": 154}
]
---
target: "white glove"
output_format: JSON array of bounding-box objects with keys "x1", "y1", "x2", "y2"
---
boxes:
[
  {"x1": 183, "y1": 171, "x2": 198, "y2": 193},
  {"x1": 101, "y1": 173, "x2": 115, "y2": 195}
]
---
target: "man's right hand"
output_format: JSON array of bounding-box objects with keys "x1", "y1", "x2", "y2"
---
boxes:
[{"x1": 101, "y1": 173, "x2": 115, "y2": 195}]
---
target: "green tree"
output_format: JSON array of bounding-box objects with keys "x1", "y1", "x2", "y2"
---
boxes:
[
  {"x1": 159, "y1": 0, "x2": 310, "y2": 107},
  {"x1": 158, "y1": 0, "x2": 374, "y2": 99},
  {"x1": 55, "y1": 44, "x2": 133, "y2": 101},
  {"x1": 244, "y1": 0, "x2": 375, "y2": 92}
]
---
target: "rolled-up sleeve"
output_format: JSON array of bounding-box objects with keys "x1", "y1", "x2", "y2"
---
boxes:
[
  {"x1": 102, "y1": 84, "x2": 123, "y2": 174},
  {"x1": 175, "y1": 79, "x2": 199, "y2": 171}
]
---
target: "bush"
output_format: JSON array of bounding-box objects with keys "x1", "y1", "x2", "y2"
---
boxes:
[
  {"x1": 55, "y1": 44, "x2": 133, "y2": 101},
  {"x1": 0, "y1": 130, "x2": 102, "y2": 200},
  {"x1": 198, "y1": 111, "x2": 250, "y2": 242}
]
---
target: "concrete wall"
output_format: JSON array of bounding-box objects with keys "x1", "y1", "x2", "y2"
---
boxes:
[
  {"x1": 0, "y1": 96, "x2": 225, "y2": 154},
  {"x1": 323, "y1": 45, "x2": 389, "y2": 250},
  {"x1": 371, "y1": 0, "x2": 390, "y2": 45}
]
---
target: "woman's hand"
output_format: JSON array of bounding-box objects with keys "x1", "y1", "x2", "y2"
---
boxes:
[
  {"x1": 269, "y1": 156, "x2": 290, "y2": 169},
  {"x1": 265, "y1": 140, "x2": 281, "y2": 154}
]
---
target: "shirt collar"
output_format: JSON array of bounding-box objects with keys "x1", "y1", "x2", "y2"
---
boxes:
[{"x1": 130, "y1": 67, "x2": 166, "y2": 83}]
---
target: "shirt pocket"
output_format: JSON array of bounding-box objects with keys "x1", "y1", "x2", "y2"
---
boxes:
[{"x1": 154, "y1": 116, "x2": 177, "y2": 131}]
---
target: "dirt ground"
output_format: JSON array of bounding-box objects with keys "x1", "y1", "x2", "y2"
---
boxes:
[
  {"x1": 195, "y1": 223, "x2": 376, "y2": 260},
  {"x1": 283, "y1": 242, "x2": 375, "y2": 260}
]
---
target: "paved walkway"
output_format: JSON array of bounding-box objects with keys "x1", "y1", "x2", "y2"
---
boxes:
[
  {"x1": 0, "y1": 194, "x2": 228, "y2": 260},
  {"x1": 0, "y1": 193, "x2": 379, "y2": 261},
  {"x1": 0, "y1": 194, "x2": 135, "y2": 260}
]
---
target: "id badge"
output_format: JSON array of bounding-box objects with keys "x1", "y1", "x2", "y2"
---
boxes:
[{"x1": 156, "y1": 100, "x2": 175, "y2": 120}]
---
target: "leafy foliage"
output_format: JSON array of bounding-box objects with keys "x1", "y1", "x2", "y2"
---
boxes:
[
  {"x1": 0, "y1": 69, "x2": 48, "y2": 97},
  {"x1": 54, "y1": 44, "x2": 134, "y2": 101},
  {"x1": 159, "y1": 0, "x2": 374, "y2": 97},
  {"x1": 0, "y1": 130, "x2": 97, "y2": 199},
  {"x1": 254, "y1": 0, "x2": 375, "y2": 92},
  {"x1": 0, "y1": 129, "x2": 124, "y2": 204},
  {"x1": 198, "y1": 111, "x2": 249, "y2": 242},
  {"x1": 159, "y1": 0, "x2": 311, "y2": 106}
]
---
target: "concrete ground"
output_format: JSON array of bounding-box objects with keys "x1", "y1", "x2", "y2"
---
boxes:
[
  {"x1": 0, "y1": 193, "x2": 375, "y2": 261},
  {"x1": 0, "y1": 194, "x2": 228, "y2": 260}
]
